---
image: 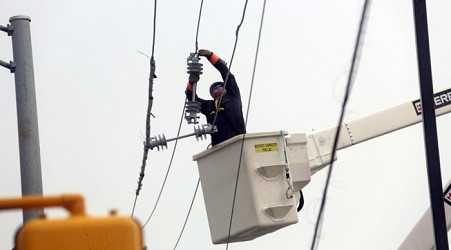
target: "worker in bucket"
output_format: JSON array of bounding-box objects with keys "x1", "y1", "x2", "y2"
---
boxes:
[{"x1": 185, "y1": 49, "x2": 246, "y2": 146}]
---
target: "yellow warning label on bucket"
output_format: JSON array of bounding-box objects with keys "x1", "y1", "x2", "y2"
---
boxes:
[{"x1": 254, "y1": 143, "x2": 279, "y2": 153}]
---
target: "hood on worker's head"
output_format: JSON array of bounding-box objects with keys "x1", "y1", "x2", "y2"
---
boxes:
[{"x1": 209, "y1": 82, "x2": 224, "y2": 97}]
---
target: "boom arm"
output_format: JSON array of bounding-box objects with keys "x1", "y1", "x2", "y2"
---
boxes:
[
  {"x1": 190, "y1": 86, "x2": 451, "y2": 245},
  {"x1": 398, "y1": 178, "x2": 451, "y2": 250},
  {"x1": 300, "y1": 87, "x2": 451, "y2": 174}
]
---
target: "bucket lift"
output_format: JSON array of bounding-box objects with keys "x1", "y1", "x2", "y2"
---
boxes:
[
  {"x1": 193, "y1": 131, "x2": 309, "y2": 244},
  {"x1": 192, "y1": 86, "x2": 451, "y2": 244}
]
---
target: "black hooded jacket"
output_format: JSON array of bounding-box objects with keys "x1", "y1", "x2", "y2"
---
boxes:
[{"x1": 185, "y1": 53, "x2": 246, "y2": 146}]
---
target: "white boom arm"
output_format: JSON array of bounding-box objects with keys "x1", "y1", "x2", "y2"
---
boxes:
[
  {"x1": 300, "y1": 87, "x2": 451, "y2": 174},
  {"x1": 294, "y1": 86, "x2": 451, "y2": 248},
  {"x1": 191, "y1": 87, "x2": 451, "y2": 245},
  {"x1": 398, "y1": 178, "x2": 451, "y2": 250}
]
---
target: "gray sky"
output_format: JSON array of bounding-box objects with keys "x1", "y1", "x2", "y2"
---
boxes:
[{"x1": 1, "y1": 0, "x2": 451, "y2": 249}]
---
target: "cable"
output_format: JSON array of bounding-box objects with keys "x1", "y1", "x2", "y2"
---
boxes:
[
  {"x1": 141, "y1": 98, "x2": 187, "y2": 228},
  {"x1": 225, "y1": 0, "x2": 266, "y2": 248},
  {"x1": 172, "y1": 177, "x2": 201, "y2": 250},
  {"x1": 170, "y1": 1, "x2": 253, "y2": 246},
  {"x1": 243, "y1": 0, "x2": 265, "y2": 125},
  {"x1": 194, "y1": 0, "x2": 204, "y2": 53},
  {"x1": 150, "y1": 0, "x2": 157, "y2": 58},
  {"x1": 211, "y1": 0, "x2": 249, "y2": 128},
  {"x1": 131, "y1": 0, "x2": 158, "y2": 218},
  {"x1": 143, "y1": 0, "x2": 206, "y2": 240},
  {"x1": 310, "y1": 1, "x2": 371, "y2": 249}
]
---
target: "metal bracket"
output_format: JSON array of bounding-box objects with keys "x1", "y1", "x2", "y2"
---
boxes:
[
  {"x1": 0, "y1": 60, "x2": 15, "y2": 73},
  {"x1": 0, "y1": 24, "x2": 13, "y2": 36}
]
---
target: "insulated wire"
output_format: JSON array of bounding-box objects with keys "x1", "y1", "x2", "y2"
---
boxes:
[
  {"x1": 225, "y1": 0, "x2": 266, "y2": 248},
  {"x1": 141, "y1": 0, "x2": 205, "y2": 230},
  {"x1": 310, "y1": 1, "x2": 371, "y2": 249},
  {"x1": 131, "y1": 0, "x2": 158, "y2": 218},
  {"x1": 211, "y1": 0, "x2": 249, "y2": 128},
  {"x1": 172, "y1": 178, "x2": 201, "y2": 250},
  {"x1": 144, "y1": 0, "x2": 206, "y2": 246},
  {"x1": 171, "y1": 1, "x2": 251, "y2": 247},
  {"x1": 194, "y1": 0, "x2": 204, "y2": 53},
  {"x1": 141, "y1": 99, "x2": 187, "y2": 229}
]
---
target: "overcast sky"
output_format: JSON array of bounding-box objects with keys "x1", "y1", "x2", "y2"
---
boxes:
[{"x1": 1, "y1": 0, "x2": 451, "y2": 249}]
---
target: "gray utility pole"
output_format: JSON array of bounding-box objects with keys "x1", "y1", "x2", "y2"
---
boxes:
[{"x1": 1, "y1": 15, "x2": 43, "y2": 223}]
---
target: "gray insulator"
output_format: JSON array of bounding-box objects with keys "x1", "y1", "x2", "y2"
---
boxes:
[
  {"x1": 194, "y1": 124, "x2": 217, "y2": 140},
  {"x1": 185, "y1": 101, "x2": 201, "y2": 124},
  {"x1": 187, "y1": 53, "x2": 203, "y2": 75},
  {"x1": 187, "y1": 61, "x2": 203, "y2": 75},
  {"x1": 149, "y1": 134, "x2": 168, "y2": 151}
]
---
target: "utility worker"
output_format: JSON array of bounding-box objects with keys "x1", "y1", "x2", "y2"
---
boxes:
[{"x1": 185, "y1": 49, "x2": 246, "y2": 146}]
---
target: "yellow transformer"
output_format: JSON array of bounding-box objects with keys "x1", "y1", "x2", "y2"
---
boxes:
[{"x1": 0, "y1": 194, "x2": 143, "y2": 250}]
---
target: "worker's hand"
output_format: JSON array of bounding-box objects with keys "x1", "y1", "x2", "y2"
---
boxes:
[
  {"x1": 198, "y1": 49, "x2": 212, "y2": 58},
  {"x1": 189, "y1": 73, "x2": 200, "y2": 83}
]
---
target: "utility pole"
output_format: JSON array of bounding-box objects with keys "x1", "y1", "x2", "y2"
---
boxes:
[
  {"x1": 412, "y1": 1, "x2": 449, "y2": 249},
  {"x1": 1, "y1": 15, "x2": 43, "y2": 223}
]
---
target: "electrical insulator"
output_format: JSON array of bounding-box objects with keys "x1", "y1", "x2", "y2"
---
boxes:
[
  {"x1": 185, "y1": 52, "x2": 203, "y2": 124},
  {"x1": 148, "y1": 134, "x2": 168, "y2": 151},
  {"x1": 185, "y1": 101, "x2": 201, "y2": 124},
  {"x1": 187, "y1": 53, "x2": 203, "y2": 75},
  {"x1": 147, "y1": 124, "x2": 217, "y2": 151},
  {"x1": 194, "y1": 124, "x2": 217, "y2": 141}
]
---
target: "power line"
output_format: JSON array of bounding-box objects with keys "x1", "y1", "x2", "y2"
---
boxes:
[
  {"x1": 141, "y1": 0, "x2": 206, "y2": 242},
  {"x1": 225, "y1": 0, "x2": 266, "y2": 248},
  {"x1": 194, "y1": 0, "x2": 204, "y2": 53},
  {"x1": 170, "y1": 0, "x2": 259, "y2": 247},
  {"x1": 243, "y1": 0, "x2": 265, "y2": 125},
  {"x1": 172, "y1": 178, "x2": 201, "y2": 250},
  {"x1": 310, "y1": 1, "x2": 371, "y2": 249},
  {"x1": 141, "y1": 99, "x2": 187, "y2": 228},
  {"x1": 211, "y1": 0, "x2": 249, "y2": 128}
]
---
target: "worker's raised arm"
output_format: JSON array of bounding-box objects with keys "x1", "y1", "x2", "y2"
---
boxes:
[{"x1": 198, "y1": 49, "x2": 240, "y2": 98}]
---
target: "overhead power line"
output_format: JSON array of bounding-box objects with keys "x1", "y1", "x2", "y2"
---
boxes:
[
  {"x1": 194, "y1": 0, "x2": 204, "y2": 53},
  {"x1": 172, "y1": 178, "x2": 201, "y2": 250},
  {"x1": 225, "y1": 0, "x2": 267, "y2": 248},
  {"x1": 141, "y1": 101, "x2": 186, "y2": 228},
  {"x1": 211, "y1": 0, "x2": 249, "y2": 128},
  {"x1": 140, "y1": 0, "x2": 206, "y2": 245},
  {"x1": 310, "y1": 1, "x2": 371, "y2": 249}
]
